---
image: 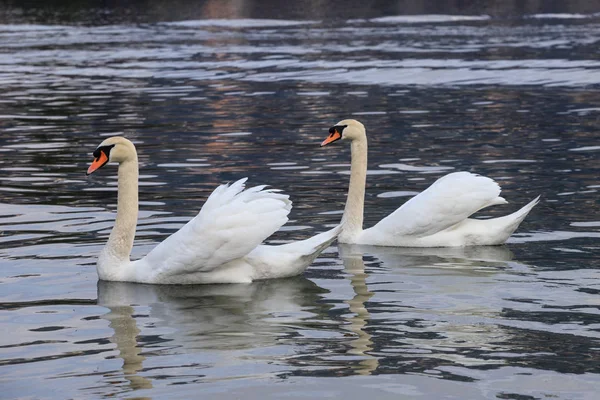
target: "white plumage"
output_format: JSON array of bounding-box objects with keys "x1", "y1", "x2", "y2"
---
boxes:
[
  {"x1": 321, "y1": 119, "x2": 539, "y2": 247},
  {"x1": 88, "y1": 136, "x2": 340, "y2": 284}
]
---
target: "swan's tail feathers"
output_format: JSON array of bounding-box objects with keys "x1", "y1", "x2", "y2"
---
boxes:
[
  {"x1": 248, "y1": 225, "x2": 342, "y2": 280},
  {"x1": 508, "y1": 195, "x2": 540, "y2": 225},
  {"x1": 487, "y1": 195, "x2": 540, "y2": 243},
  {"x1": 291, "y1": 224, "x2": 343, "y2": 263}
]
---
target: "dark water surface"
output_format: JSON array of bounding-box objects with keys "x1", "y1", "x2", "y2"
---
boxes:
[{"x1": 1, "y1": 2, "x2": 599, "y2": 399}]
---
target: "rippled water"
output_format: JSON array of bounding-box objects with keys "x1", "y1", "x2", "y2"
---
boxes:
[{"x1": 1, "y1": 3, "x2": 600, "y2": 399}]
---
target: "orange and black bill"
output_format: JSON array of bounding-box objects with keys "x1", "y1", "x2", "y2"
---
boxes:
[
  {"x1": 321, "y1": 125, "x2": 346, "y2": 147},
  {"x1": 87, "y1": 145, "x2": 114, "y2": 175}
]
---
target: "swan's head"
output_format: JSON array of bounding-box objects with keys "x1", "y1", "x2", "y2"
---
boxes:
[
  {"x1": 87, "y1": 136, "x2": 136, "y2": 175},
  {"x1": 320, "y1": 119, "x2": 365, "y2": 146}
]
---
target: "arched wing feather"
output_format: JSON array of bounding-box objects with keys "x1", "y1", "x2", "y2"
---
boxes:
[
  {"x1": 370, "y1": 172, "x2": 505, "y2": 237},
  {"x1": 140, "y1": 178, "x2": 292, "y2": 279}
]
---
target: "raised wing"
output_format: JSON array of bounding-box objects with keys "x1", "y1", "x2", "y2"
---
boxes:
[
  {"x1": 140, "y1": 178, "x2": 291, "y2": 279},
  {"x1": 370, "y1": 172, "x2": 506, "y2": 237}
]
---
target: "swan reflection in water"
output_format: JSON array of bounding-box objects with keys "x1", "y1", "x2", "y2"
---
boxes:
[
  {"x1": 337, "y1": 243, "x2": 520, "y2": 375},
  {"x1": 101, "y1": 302, "x2": 153, "y2": 392},
  {"x1": 97, "y1": 277, "x2": 329, "y2": 391},
  {"x1": 341, "y1": 243, "x2": 515, "y2": 272},
  {"x1": 341, "y1": 244, "x2": 377, "y2": 375},
  {"x1": 97, "y1": 244, "x2": 524, "y2": 388}
]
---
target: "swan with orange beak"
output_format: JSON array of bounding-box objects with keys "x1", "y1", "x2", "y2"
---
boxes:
[
  {"x1": 86, "y1": 136, "x2": 341, "y2": 284},
  {"x1": 320, "y1": 119, "x2": 539, "y2": 247}
]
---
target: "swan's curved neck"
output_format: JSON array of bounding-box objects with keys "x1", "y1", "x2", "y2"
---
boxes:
[
  {"x1": 99, "y1": 157, "x2": 139, "y2": 276},
  {"x1": 341, "y1": 137, "x2": 367, "y2": 241}
]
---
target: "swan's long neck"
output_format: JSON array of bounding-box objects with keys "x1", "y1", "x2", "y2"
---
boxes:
[
  {"x1": 98, "y1": 157, "x2": 139, "y2": 278},
  {"x1": 340, "y1": 137, "x2": 367, "y2": 242}
]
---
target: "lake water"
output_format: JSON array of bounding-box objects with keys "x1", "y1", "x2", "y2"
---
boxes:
[{"x1": 1, "y1": 2, "x2": 599, "y2": 399}]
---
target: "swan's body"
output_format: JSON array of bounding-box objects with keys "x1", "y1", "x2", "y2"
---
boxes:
[
  {"x1": 321, "y1": 119, "x2": 539, "y2": 247},
  {"x1": 87, "y1": 137, "x2": 339, "y2": 284}
]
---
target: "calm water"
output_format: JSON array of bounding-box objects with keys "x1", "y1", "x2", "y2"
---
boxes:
[{"x1": 1, "y1": 2, "x2": 600, "y2": 399}]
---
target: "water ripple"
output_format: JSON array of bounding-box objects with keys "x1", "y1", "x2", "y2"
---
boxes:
[{"x1": 1, "y1": 7, "x2": 599, "y2": 400}]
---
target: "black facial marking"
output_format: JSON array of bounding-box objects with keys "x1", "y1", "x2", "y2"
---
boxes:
[
  {"x1": 93, "y1": 144, "x2": 115, "y2": 160},
  {"x1": 330, "y1": 125, "x2": 347, "y2": 135}
]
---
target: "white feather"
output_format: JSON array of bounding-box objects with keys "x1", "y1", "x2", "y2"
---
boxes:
[
  {"x1": 91, "y1": 137, "x2": 340, "y2": 284},
  {"x1": 371, "y1": 172, "x2": 504, "y2": 237},
  {"x1": 323, "y1": 119, "x2": 539, "y2": 247},
  {"x1": 138, "y1": 179, "x2": 291, "y2": 280}
]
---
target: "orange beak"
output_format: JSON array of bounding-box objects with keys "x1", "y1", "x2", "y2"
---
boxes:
[
  {"x1": 321, "y1": 130, "x2": 341, "y2": 147},
  {"x1": 87, "y1": 151, "x2": 109, "y2": 175}
]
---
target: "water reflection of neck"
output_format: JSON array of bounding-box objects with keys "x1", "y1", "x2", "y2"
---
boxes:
[
  {"x1": 343, "y1": 249, "x2": 377, "y2": 375},
  {"x1": 104, "y1": 305, "x2": 152, "y2": 391}
]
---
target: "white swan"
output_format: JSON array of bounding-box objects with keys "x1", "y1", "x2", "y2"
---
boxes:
[
  {"x1": 320, "y1": 119, "x2": 539, "y2": 247},
  {"x1": 87, "y1": 136, "x2": 340, "y2": 284}
]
